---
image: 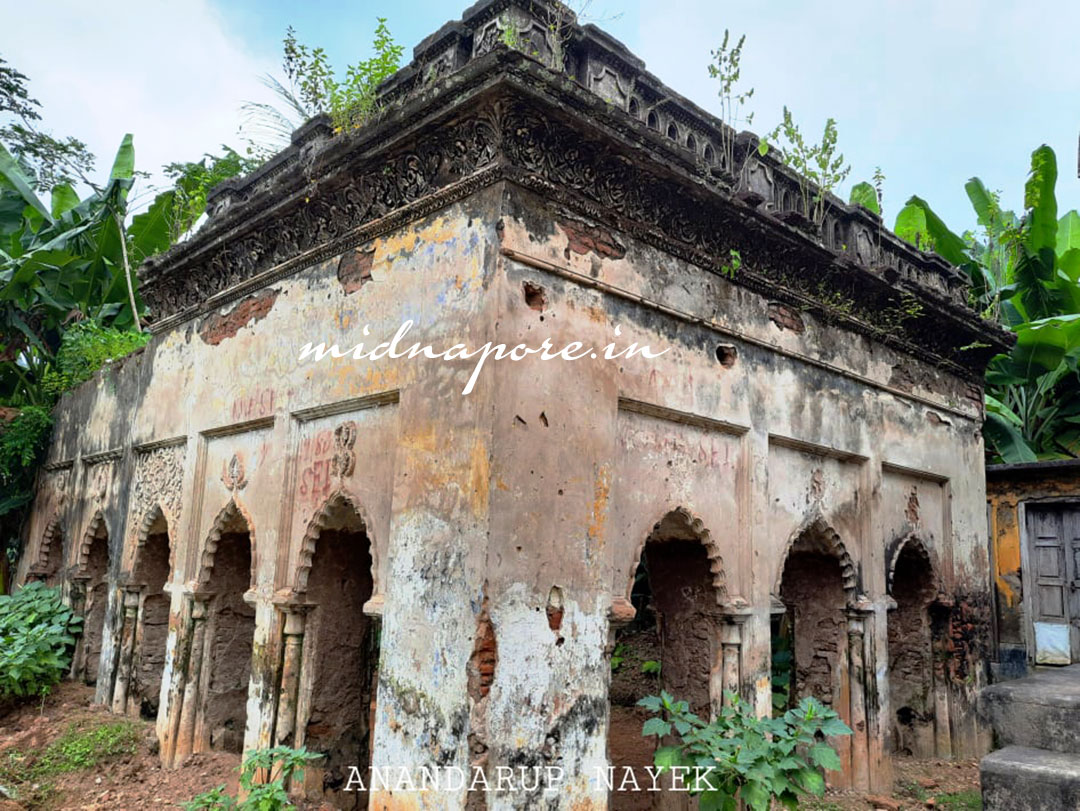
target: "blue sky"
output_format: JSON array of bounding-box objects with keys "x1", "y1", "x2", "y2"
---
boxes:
[{"x1": 6, "y1": 1, "x2": 1079, "y2": 235}]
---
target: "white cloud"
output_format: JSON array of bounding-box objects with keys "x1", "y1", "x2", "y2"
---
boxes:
[{"x1": 4, "y1": 0, "x2": 277, "y2": 207}]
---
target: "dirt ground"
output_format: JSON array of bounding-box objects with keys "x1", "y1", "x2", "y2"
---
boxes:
[
  {"x1": 0, "y1": 682, "x2": 240, "y2": 810},
  {"x1": 0, "y1": 682, "x2": 983, "y2": 810},
  {"x1": 806, "y1": 756, "x2": 982, "y2": 810}
]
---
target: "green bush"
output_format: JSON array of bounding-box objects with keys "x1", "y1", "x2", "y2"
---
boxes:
[
  {"x1": 41, "y1": 320, "x2": 150, "y2": 397},
  {"x1": 0, "y1": 582, "x2": 82, "y2": 699},
  {"x1": 638, "y1": 690, "x2": 852, "y2": 811},
  {"x1": 183, "y1": 746, "x2": 323, "y2": 811},
  {"x1": 0, "y1": 405, "x2": 52, "y2": 512}
]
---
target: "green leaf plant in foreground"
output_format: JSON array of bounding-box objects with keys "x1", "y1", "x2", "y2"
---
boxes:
[{"x1": 638, "y1": 690, "x2": 851, "y2": 811}]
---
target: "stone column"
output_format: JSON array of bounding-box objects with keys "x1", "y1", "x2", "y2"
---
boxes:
[
  {"x1": 176, "y1": 595, "x2": 210, "y2": 762},
  {"x1": 847, "y1": 606, "x2": 872, "y2": 792},
  {"x1": 710, "y1": 603, "x2": 752, "y2": 716},
  {"x1": 67, "y1": 576, "x2": 89, "y2": 680},
  {"x1": 272, "y1": 602, "x2": 309, "y2": 750},
  {"x1": 110, "y1": 588, "x2": 142, "y2": 715}
]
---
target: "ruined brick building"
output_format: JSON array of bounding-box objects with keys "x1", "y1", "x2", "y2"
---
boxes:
[{"x1": 14, "y1": 1, "x2": 1010, "y2": 807}]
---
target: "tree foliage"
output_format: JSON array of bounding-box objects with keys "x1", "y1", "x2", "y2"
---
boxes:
[
  {"x1": 0, "y1": 56, "x2": 95, "y2": 191},
  {"x1": 895, "y1": 146, "x2": 1080, "y2": 462}
]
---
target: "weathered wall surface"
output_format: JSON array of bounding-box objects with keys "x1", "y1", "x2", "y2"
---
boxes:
[{"x1": 15, "y1": 3, "x2": 1008, "y2": 806}]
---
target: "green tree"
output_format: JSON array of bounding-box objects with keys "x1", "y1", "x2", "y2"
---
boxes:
[
  {"x1": 895, "y1": 146, "x2": 1080, "y2": 462},
  {"x1": 0, "y1": 55, "x2": 95, "y2": 191}
]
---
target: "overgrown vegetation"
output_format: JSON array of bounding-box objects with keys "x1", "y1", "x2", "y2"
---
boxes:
[
  {"x1": 707, "y1": 30, "x2": 754, "y2": 176},
  {"x1": 895, "y1": 145, "x2": 1080, "y2": 462},
  {"x1": 0, "y1": 57, "x2": 248, "y2": 572},
  {"x1": 763, "y1": 108, "x2": 852, "y2": 227},
  {"x1": 0, "y1": 582, "x2": 81, "y2": 700},
  {"x1": 240, "y1": 19, "x2": 404, "y2": 156},
  {"x1": 639, "y1": 690, "x2": 851, "y2": 810},
  {"x1": 183, "y1": 746, "x2": 322, "y2": 811}
]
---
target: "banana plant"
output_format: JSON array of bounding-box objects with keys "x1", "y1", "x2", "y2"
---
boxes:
[
  {"x1": 895, "y1": 146, "x2": 1080, "y2": 462},
  {"x1": 0, "y1": 134, "x2": 164, "y2": 405}
]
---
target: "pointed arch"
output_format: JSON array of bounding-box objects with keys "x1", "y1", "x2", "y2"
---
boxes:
[
  {"x1": 775, "y1": 516, "x2": 859, "y2": 600},
  {"x1": 294, "y1": 488, "x2": 376, "y2": 595},
  {"x1": 196, "y1": 498, "x2": 256, "y2": 589},
  {"x1": 75, "y1": 510, "x2": 109, "y2": 574},
  {"x1": 30, "y1": 512, "x2": 65, "y2": 578},
  {"x1": 887, "y1": 534, "x2": 937, "y2": 596},
  {"x1": 131, "y1": 502, "x2": 174, "y2": 582},
  {"x1": 625, "y1": 506, "x2": 727, "y2": 603}
]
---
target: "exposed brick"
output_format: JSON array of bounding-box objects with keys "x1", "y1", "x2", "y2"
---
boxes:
[
  {"x1": 198, "y1": 289, "x2": 279, "y2": 346},
  {"x1": 768, "y1": 302, "x2": 805, "y2": 333}
]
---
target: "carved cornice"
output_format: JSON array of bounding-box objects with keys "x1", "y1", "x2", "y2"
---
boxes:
[{"x1": 138, "y1": 25, "x2": 1010, "y2": 376}]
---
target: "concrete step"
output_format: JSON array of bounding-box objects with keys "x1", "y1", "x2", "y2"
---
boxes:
[
  {"x1": 979, "y1": 664, "x2": 1080, "y2": 754},
  {"x1": 981, "y1": 746, "x2": 1080, "y2": 811}
]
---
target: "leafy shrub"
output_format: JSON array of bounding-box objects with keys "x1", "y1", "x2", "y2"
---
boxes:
[
  {"x1": 41, "y1": 319, "x2": 150, "y2": 397},
  {"x1": 639, "y1": 690, "x2": 851, "y2": 811},
  {"x1": 0, "y1": 581, "x2": 81, "y2": 699},
  {"x1": 184, "y1": 746, "x2": 323, "y2": 811},
  {"x1": 0, "y1": 405, "x2": 52, "y2": 514}
]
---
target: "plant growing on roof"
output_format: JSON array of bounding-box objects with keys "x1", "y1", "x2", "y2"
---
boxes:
[
  {"x1": 762, "y1": 108, "x2": 851, "y2": 228},
  {"x1": 707, "y1": 30, "x2": 754, "y2": 178}
]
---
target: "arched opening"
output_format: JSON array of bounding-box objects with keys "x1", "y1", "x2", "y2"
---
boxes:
[
  {"x1": 628, "y1": 97, "x2": 639, "y2": 119},
  {"x1": 609, "y1": 510, "x2": 720, "y2": 810},
  {"x1": 81, "y1": 520, "x2": 109, "y2": 685},
  {"x1": 39, "y1": 521, "x2": 64, "y2": 586},
  {"x1": 774, "y1": 526, "x2": 851, "y2": 714},
  {"x1": 887, "y1": 540, "x2": 937, "y2": 757},
  {"x1": 703, "y1": 143, "x2": 715, "y2": 165},
  {"x1": 299, "y1": 495, "x2": 378, "y2": 807},
  {"x1": 646, "y1": 111, "x2": 658, "y2": 131},
  {"x1": 666, "y1": 122, "x2": 679, "y2": 141},
  {"x1": 201, "y1": 505, "x2": 256, "y2": 754},
  {"x1": 131, "y1": 510, "x2": 172, "y2": 719},
  {"x1": 685, "y1": 133, "x2": 697, "y2": 153}
]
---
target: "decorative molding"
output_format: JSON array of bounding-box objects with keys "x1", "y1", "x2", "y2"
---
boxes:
[
  {"x1": 768, "y1": 433, "x2": 868, "y2": 464},
  {"x1": 134, "y1": 48, "x2": 1007, "y2": 376},
  {"x1": 201, "y1": 415, "x2": 275, "y2": 438},
  {"x1": 618, "y1": 397, "x2": 748, "y2": 436},
  {"x1": 291, "y1": 390, "x2": 400, "y2": 422},
  {"x1": 126, "y1": 442, "x2": 186, "y2": 571},
  {"x1": 81, "y1": 448, "x2": 123, "y2": 465},
  {"x1": 133, "y1": 435, "x2": 188, "y2": 453},
  {"x1": 881, "y1": 460, "x2": 949, "y2": 484}
]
